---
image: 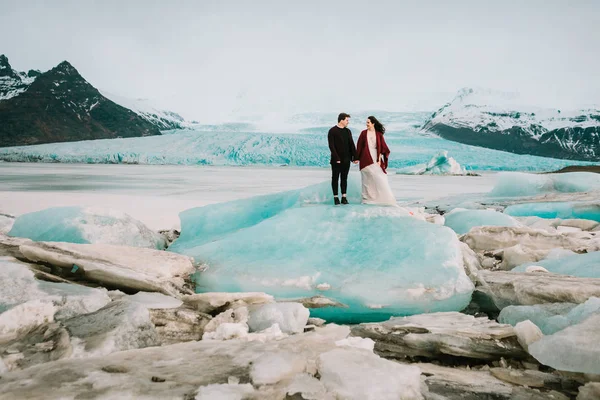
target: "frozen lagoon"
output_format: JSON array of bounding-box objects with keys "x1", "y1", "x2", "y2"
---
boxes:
[{"x1": 0, "y1": 162, "x2": 496, "y2": 230}]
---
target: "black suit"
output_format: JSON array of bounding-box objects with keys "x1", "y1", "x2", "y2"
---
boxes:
[{"x1": 328, "y1": 126, "x2": 356, "y2": 196}]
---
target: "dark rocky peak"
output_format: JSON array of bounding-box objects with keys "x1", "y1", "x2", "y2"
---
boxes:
[
  {"x1": 53, "y1": 61, "x2": 79, "y2": 76},
  {"x1": 40, "y1": 61, "x2": 90, "y2": 89},
  {"x1": 38, "y1": 61, "x2": 91, "y2": 86},
  {"x1": 0, "y1": 54, "x2": 10, "y2": 69},
  {"x1": 27, "y1": 69, "x2": 42, "y2": 78},
  {"x1": 0, "y1": 54, "x2": 19, "y2": 78}
]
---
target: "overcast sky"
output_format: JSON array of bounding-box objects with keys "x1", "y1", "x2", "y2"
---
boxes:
[{"x1": 1, "y1": 0, "x2": 598, "y2": 120}]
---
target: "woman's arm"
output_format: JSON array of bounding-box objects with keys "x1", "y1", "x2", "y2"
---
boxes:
[
  {"x1": 379, "y1": 132, "x2": 390, "y2": 168},
  {"x1": 355, "y1": 131, "x2": 365, "y2": 160},
  {"x1": 380, "y1": 134, "x2": 390, "y2": 158}
]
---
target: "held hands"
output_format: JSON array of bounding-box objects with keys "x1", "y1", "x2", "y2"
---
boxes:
[{"x1": 352, "y1": 160, "x2": 359, "y2": 164}]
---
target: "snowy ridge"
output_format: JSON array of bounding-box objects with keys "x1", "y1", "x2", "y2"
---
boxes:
[
  {"x1": 100, "y1": 91, "x2": 189, "y2": 130},
  {"x1": 422, "y1": 88, "x2": 600, "y2": 161},
  {"x1": 0, "y1": 55, "x2": 39, "y2": 101},
  {"x1": 425, "y1": 87, "x2": 600, "y2": 133},
  {"x1": 0, "y1": 73, "x2": 36, "y2": 100}
]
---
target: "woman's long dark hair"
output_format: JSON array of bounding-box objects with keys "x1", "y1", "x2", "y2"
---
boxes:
[{"x1": 368, "y1": 116, "x2": 385, "y2": 135}]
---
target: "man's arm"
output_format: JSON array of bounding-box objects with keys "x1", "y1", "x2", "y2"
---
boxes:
[
  {"x1": 355, "y1": 131, "x2": 364, "y2": 163},
  {"x1": 328, "y1": 129, "x2": 340, "y2": 163},
  {"x1": 348, "y1": 130, "x2": 357, "y2": 162}
]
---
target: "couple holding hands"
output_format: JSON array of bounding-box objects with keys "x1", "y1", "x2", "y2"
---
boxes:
[{"x1": 328, "y1": 113, "x2": 396, "y2": 206}]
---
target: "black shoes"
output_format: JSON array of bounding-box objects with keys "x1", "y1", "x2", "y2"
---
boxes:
[
  {"x1": 334, "y1": 197, "x2": 341, "y2": 205},
  {"x1": 341, "y1": 197, "x2": 349, "y2": 205}
]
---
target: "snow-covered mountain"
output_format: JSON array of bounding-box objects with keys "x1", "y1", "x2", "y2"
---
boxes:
[
  {"x1": 0, "y1": 54, "x2": 190, "y2": 144},
  {"x1": 0, "y1": 55, "x2": 41, "y2": 101},
  {"x1": 100, "y1": 91, "x2": 190, "y2": 130},
  {"x1": 422, "y1": 88, "x2": 600, "y2": 161},
  {"x1": 0, "y1": 55, "x2": 162, "y2": 147}
]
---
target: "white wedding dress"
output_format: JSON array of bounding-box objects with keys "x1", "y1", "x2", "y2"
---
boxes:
[{"x1": 361, "y1": 131, "x2": 397, "y2": 206}]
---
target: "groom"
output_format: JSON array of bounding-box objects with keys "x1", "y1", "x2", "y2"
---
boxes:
[{"x1": 328, "y1": 113, "x2": 358, "y2": 205}]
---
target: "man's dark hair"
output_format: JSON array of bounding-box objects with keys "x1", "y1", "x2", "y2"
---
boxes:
[{"x1": 338, "y1": 113, "x2": 351, "y2": 122}]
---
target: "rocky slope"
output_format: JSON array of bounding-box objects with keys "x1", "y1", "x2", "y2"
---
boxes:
[
  {"x1": 0, "y1": 55, "x2": 187, "y2": 147},
  {"x1": 422, "y1": 88, "x2": 600, "y2": 161}
]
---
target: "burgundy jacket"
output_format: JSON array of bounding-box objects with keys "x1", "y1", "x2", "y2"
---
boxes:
[{"x1": 355, "y1": 130, "x2": 390, "y2": 173}]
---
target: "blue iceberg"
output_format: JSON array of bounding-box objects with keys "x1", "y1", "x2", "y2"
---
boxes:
[
  {"x1": 443, "y1": 208, "x2": 521, "y2": 235},
  {"x1": 529, "y1": 313, "x2": 600, "y2": 374},
  {"x1": 490, "y1": 172, "x2": 600, "y2": 197},
  {"x1": 504, "y1": 202, "x2": 600, "y2": 222},
  {"x1": 396, "y1": 150, "x2": 467, "y2": 175},
  {"x1": 502, "y1": 298, "x2": 600, "y2": 374},
  {"x1": 168, "y1": 180, "x2": 474, "y2": 323},
  {"x1": 498, "y1": 298, "x2": 600, "y2": 335},
  {"x1": 8, "y1": 206, "x2": 166, "y2": 249},
  {"x1": 512, "y1": 251, "x2": 600, "y2": 278},
  {"x1": 170, "y1": 178, "x2": 362, "y2": 249}
]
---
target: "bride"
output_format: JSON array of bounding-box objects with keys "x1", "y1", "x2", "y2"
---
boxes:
[{"x1": 355, "y1": 116, "x2": 397, "y2": 205}]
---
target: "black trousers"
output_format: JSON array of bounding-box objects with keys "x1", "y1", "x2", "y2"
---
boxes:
[{"x1": 331, "y1": 162, "x2": 351, "y2": 196}]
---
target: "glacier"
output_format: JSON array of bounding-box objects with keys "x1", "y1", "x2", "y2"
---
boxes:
[
  {"x1": 504, "y1": 201, "x2": 600, "y2": 222},
  {"x1": 168, "y1": 179, "x2": 474, "y2": 323},
  {"x1": 443, "y1": 208, "x2": 521, "y2": 235},
  {"x1": 498, "y1": 297, "x2": 600, "y2": 335},
  {"x1": 0, "y1": 124, "x2": 595, "y2": 171},
  {"x1": 396, "y1": 150, "x2": 467, "y2": 175},
  {"x1": 490, "y1": 171, "x2": 600, "y2": 197},
  {"x1": 8, "y1": 206, "x2": 166, "y2": 249},
  {"x1": 512, "y1": 251, "x2": 600, "y2": 278}
]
